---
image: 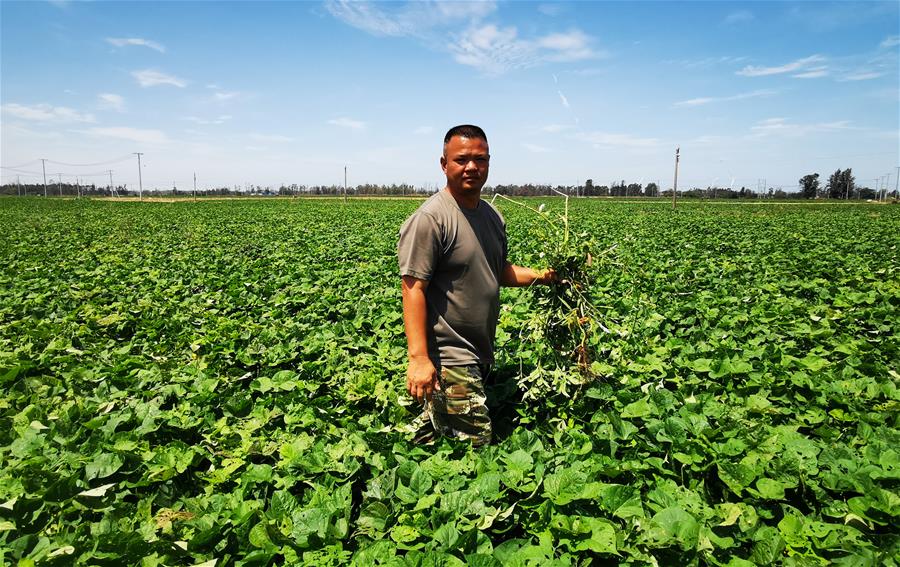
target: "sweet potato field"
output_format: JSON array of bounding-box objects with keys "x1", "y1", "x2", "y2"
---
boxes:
[{"x1": 1, "y1": 198, "x2": 898, "y2": 566}]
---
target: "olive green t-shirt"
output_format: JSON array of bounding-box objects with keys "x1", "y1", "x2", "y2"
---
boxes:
[{"x1": 398, "y1": 189, "x2": 507, "y2": 366}]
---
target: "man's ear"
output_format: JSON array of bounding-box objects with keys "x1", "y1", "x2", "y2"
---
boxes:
[{"x1": 440, "y1": 155, "x2": 447, "y2": 173}]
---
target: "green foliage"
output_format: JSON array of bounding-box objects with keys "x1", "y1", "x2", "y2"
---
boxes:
[{"x1": 1, "y1": 198, "x2": 898, "y2": 565}]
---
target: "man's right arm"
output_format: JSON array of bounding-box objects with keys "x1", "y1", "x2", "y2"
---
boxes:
[{"x1": 401, "y1": 275, "x2": 439, "y2": 403}]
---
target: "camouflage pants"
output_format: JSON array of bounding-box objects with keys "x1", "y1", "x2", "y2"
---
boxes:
[{"x1": 412, "y1": 365, "x2": 492, "y2": 446}]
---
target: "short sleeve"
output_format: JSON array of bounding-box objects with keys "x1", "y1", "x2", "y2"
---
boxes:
[{"x1": 398, "y1": 212, "x2": 442, "y2": 281}]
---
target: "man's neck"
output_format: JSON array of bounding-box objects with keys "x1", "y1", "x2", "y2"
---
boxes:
[{"x1": 443, "y1": 186, "x2": 480, "y2": 210}]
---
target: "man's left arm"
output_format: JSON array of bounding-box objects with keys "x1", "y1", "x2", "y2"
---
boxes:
[{"x1": 500, "y1": 262, "x2": 556, "y2": 287}]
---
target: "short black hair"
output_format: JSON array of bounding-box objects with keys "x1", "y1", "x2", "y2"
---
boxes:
[{"x1": 444, "y1": 124, "x2": 488, "y2": 144}]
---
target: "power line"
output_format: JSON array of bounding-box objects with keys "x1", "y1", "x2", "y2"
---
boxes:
[
  {"x1": 0, "y1": 159, "x2": 41, "y2": 169},
  {"x1": 45, "y1": 154, "x2": 134, "y2": 167}
]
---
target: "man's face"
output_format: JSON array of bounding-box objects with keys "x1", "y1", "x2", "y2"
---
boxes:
[{"x1": 441, "y1": 135, "x2": 490, "y2": 194}]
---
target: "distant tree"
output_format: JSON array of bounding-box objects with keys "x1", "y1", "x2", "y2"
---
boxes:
[
  {"x1": 645, "y1": 182, "x2": 659, "y2": 197},
  {"x1": 827, "y1": 168, "x2": 855, "y2": 199},
  {"x1": 584, "y1": 179, "x2": 593, "y2": 196},
  {"x1": 799, "y1": 173, "x2": 819, "y2": 199},
  {"x1": 858, "y1": 186, "x2": 877, "y2": 200}
]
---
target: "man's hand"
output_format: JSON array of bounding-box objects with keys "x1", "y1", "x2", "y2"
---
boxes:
[
  {"x1": 407, "y1": 355, "x2": 440, "y2": 404},
  {"x1": 538, "y1": 268, "x2": 558, "y2": 285},
  {"x1": 501, "y1": 263, "x2": 559, "y2": 287}
]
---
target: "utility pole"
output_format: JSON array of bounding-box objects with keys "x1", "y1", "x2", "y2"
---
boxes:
[
  {"x1": 108, "y1": 170, "x2": 114, "y2": 197},
  {"x1": 41, "y1": 159, "x2": 48, "y2": 197},
  {"x1": 343, "y1": 165, "x2": 348, "y2": 203},
  {"x1": 193, "y1": 172, "x2": 197, "y2": 201},
  {"x1": 895, "y1": 166, "x2": 899, "y2": 200},
  {"x1": 134, "y1": 152, "x2": 144, "y2": 201},
  {"x1": 57, "y1": 173, "x2": 62, "y2": 197},
  {"x1": 672, "y1": 147, "x2": 680, "y2": 210},
  {"x1": 16, "y1": 175, "x2": 21, "y2": 197}
]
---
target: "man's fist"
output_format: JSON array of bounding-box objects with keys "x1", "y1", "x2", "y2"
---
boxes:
[{"x1": 407, "y1": 356, "x2": 440, "y2": 403}]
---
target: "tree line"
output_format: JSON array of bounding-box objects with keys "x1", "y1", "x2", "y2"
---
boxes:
[{"x1": 2, "y1": 168, "x2": 896, "y2": 199}]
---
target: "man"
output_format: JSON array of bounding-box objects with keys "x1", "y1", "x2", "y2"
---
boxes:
[{"x1": 397, "y1": 124, "x2": 555, "y2": 446}]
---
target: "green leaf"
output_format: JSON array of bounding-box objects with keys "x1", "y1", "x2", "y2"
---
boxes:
[
  {"x1": 755, "y1": 478, "x2": 786, "y2": 500},
  {"x1": 621, "y1": 398, "x2": 653, "y2": 419},
  {"x1": 645, "y1": 507, "x2": 699, "y2": 551}
]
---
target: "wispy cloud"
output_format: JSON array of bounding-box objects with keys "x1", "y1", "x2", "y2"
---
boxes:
[
  {"x1": 249, "y1": 133, "x2": 293, "y2": 143},
  {"x1": 106, "y1": 37, "x2": 165, "y2": 53},
  {"x1": 132, "y1": 69, "x2": 187, "y2": 87},
  {"x1": 541, "y1": 124, "x2": 572, "y2": 133},
  {"x1": 327, "y1": 1, "x2": 601, "y2": 75},
  {"x1": 537, "y1": 3, "x2": 563, "y2": 17},
  {"x1": 557, "y1": 91, "x2": 570, "y2": 108},
  {"x1": 724, "y1": 10, "x2": 753, "y2": 25},
  {"x1": 667, "y1": 56, "x2": 748, "y2": 70},
  {"x1": 213, "y1": 91, "x2": 240, "y2": 101},
  {"x1": 328, "y1": 117, "x2": 366, "y2": 130},
  {"x1": 449, "y1": 24, "x2": 535, "y2": 74},
  {"x1": 750, "y1": 117, "x2": 856, "y2": 138},
  {"x1": 184, "y1": 115, "x2": 232, "y2": 125},
  {"x1": 325, "y1": 0, "x2": 495, "y2": 38},
  {"x1": 575, "y1": 131, "x2": 659, "y2": 148},
  {"x1": 450, "y1": 25, "x2": 604, "y2": 74},
  {"x1": 537, "y1": 30, "x2": 602, "y2": 62},
  {"x1": 736, "y1": 55, "x2": 826, "y2": 77},
  {"x1": 674, "y1": 89, "x2": 776, "y2": 107},
  {"x1": 881, "y1": 35, "x2": 900, "y2": 49},
  {"x1": 413, "y1": 126, "x2": 434, "y2": 135},
  {"x1": 98, "y1": 93, "x2": 125, "y2": 112},
  {"x1": 792, "y1": 67, "x2": 829, "y2": 79},
  {"x1": 85, "y1": 126, "x2": 168, "y2": 144},
  {"x1": 522, "y1": 142, "x2": 552, "y2": 153},
  {"x1": 840, "y1": 71, "x2": 885, "y2": 81},
  {"x1": 1, "y1": 102, "x2": 95, "y2": 122}
]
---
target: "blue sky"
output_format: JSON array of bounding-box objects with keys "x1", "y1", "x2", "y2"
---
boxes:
[{"x1": 1, "y1": 1, "x2": 898, "y2": 192}]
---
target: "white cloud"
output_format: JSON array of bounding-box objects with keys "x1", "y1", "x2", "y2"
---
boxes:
[
  {"x1": 98, "y1": 93, "x2": 125, "y2": 112},
  {"x1": 328, "y1": 117, "x2": 366, "y2": 130},
  {"x1": 750, "y1": 117, "x2": 855, "y2": 137},
  {"x1": 541, "y1": 124, "x2": 572, "y2": 133},
  {"x1": 106, "y1": 37, "x2": 165, "y2": 53},
  {"x1": 413, "y1": 126, "x2": 434, "y2": 135},
  {"x1": 881, "y1": 35, "x2": 900, "y2": 49},
  {"x1": 450, "y1": 24, "x2": 534, "y2": 75},
  {"x1": 724, "y1": 10, "x2": 754, "y2": 25},
  {"x1": 736, "y1": 55, "x2": 826, "y2": 77},
  {"x1": 557, "y1": 91, "x2": 570, "y2": 108},
  {"x1": 792, "y1": 68, "x2": 829, "y2": 79},
  {"x1": 537, "y1": 3, "x2": 563, "y2": 16},
  {"x1": 1, "y1": 103, "x2": 95, "y2": 122},
  {"x1": 840, "y1": 71, "x2": 885, "y2": 81},
  {"x1": 575, "y1": 131, "x2": 659, "y2": 148},
  {"x1": 184, "y1": 115, "x2": 232, "y2": 125},
  {"x1": 522, "y1": 142, "x2": 552, "y2": 153},
  {"x1": 674, "y1": 89, "x2": 776, "y2": 107},
  {"x1": 326, "y1": 1, "x2": 600, "y2": 75},
  {"x1": 537, "y1": 30, "x2": 601, "y2": 61},
  {"x1": 213, "y1": 91, "x2": 240, "y2": 101},
  {"x1": 85, "y1": 126, "x2": 168, "y2": 144},
  {"x1": 449, "y1": 25, "x2": 604, "y2": 74},
  {"x1": 667, "y1": 55, "x2": 748, "y2": 70},
  {"x1": 325, "y1": 0, "x2": 495, "y2": 38},
  {"x1": 249, "y1": 133, "x2": 293, "y2": 143},
  {"x1": 132, "y1": 69, "x2": 187, "y2": 88}
]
